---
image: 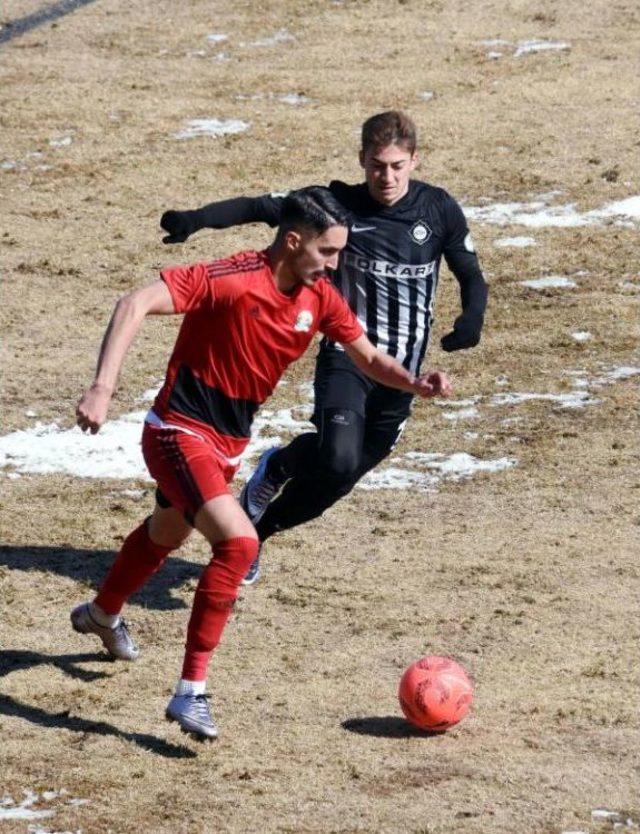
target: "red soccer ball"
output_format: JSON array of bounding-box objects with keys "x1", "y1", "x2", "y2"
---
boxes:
[{"x1": 398, "y1": 655, "x2": 473, "y2": 731}]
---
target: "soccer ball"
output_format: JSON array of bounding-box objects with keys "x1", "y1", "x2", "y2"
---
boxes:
[{"x1": 398, "y1": 655, "x2": 473, "y2": 731}]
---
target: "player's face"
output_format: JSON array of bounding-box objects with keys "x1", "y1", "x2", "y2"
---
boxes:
[
  {"x1": 360, "y1": 142, "x2": 418, "y2": 206},
  {"x1": 288, "y1": 224, "x2": 348, "y2": 287}
]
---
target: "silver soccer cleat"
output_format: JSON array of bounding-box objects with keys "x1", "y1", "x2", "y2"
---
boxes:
[
  {"x1": 70, "y1": 602, "x2": 139, "y2": 661},
  {"x1": 165, "y1": 693, "x2": 219, "y2": 740}
]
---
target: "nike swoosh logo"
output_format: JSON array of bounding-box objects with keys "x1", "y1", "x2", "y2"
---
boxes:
[{"x1": 350, "y1": 224, "x2": 376, "y2": 233}]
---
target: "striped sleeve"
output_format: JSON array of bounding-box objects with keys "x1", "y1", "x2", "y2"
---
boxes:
[{"x1": 160, "y1": 262, "x2": 216, "y2": 313}]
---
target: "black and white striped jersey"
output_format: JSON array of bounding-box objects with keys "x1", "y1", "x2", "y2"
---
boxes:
[{"x1": 186, "y1": 179, "x2": 486, "y2": 375}]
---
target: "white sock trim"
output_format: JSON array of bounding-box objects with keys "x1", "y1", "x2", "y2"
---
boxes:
[
  {"x1": 89, "y1": 601, "x2": 120, "y2": 629},
  {"x1": 175, "y1": 678, "x2": 206, "y2": 697}
]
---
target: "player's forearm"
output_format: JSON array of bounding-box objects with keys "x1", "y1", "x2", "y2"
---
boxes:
[
  {"x1": 350, "y1": 349, "x2": 418, "y2": 394},
  {"x1": 441, "y1": 256, "x2": 488, "y2": 351},
  {"x1": 91, "y1": 294, "x2": 148, "y2": 393},
  {"x1": 446, "y1": 251, "x2": 488, "y2": 315}
]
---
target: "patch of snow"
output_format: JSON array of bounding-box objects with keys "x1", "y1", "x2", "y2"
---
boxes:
[
  {"x1": 465, "y1": 200, "x2": 589, "y2": 228},
  {"x1": 254, "y1": 408, "x2": 313, "y2": 433},
  {"x1": 514, "y1": 39, "x2": 570, "y2": 57},
  {"x1": 487, "y1": 51, "x2": 503, "y2": 59},
  {"x1": 465, "y1": 192, "x2": 640, "y2": 228},
  {"x1": 406, "y1": 451, "x2": 516, "y2": 478},
  {"x1": 233, "y1": 92, "x2": 310, "y2": 105},
  {"x1": 571, "y1": 331, "x2": 591, "y2": 342},
  {"x1": 0, "y1": 417, "x2": 149, "y2": 480},
  {"x1": 28, "y1": 828, "x2": 82, "y2": 834},
  {"x1": 595, "y1": 195, "x2": 640, "y2": 220},
  {"x1": 358, "y1": 451, "x2": 517, "y2": 491},
  {"x1": 206, "y1": 34, "x2": 228, "y2": 43},
  {"x1": 490, "y1": 391, "x2": 599, "y2": 408},
  {"x1": 592, "y1": 810, "x2": 621, "y2": 820},
  {"x1": 494, "y1": 236, "x2": 536, "y2": 248},
  {"x1": 244, "y1": 29, "x2": 294, "y2": 47},
  {"x1": 49, "y1": 137, "x2": 73, "y2": 148},
  {"x1": 297, "y1": 381, "x2": 314, "y2": 398},
  {"x1": 173, "y1": 119, "x2": 249, "y2": 140},
  {"x1": 520, "y1": 275, "x2": 577, "y2": 289},
  {"x1": 358, "y1": 467, "x2": 436, "y2": 492},
  {"x1": 275, "y1": 93, "x2": 310, "y2": 105},
  {"x1": 592, "y1": 366, "x2": 640, "y2": 385},
  {"x1": 419, "y1": 91, "x2": 435, "y2": 101},
  {"x1": 0, "y1": 792, "x2": 54, "y2": 821},
  {"x1": 435, "y1": 397, "x2": 480, "y2": 408},
  {"x1": 441, "y1": 407, "x2": 480, "y2": 421}
]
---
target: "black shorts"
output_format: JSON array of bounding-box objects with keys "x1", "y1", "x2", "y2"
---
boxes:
[{"x1": 313, "y1": 345, "x2": 414, "y2": 433}]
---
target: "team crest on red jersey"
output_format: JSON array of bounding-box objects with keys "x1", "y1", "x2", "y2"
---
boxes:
[{"x1": 294, "y1": 310, "x2": 313, "y2": 332}]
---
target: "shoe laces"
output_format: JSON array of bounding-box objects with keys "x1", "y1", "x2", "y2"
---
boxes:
[
  {"x1": 114, "y1": 619, "x2": 132, "y2": 639},
  {"x1": 190, "y1": 694, "x2": 213, "y2": 719},
  {"x1": 252, "y1": 475, "x2": 280, "y2": 503}
]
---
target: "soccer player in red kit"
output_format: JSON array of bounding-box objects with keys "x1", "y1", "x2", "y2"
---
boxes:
[{"x1": 72, "y1": 187, "x2": 451, "y2": 740}]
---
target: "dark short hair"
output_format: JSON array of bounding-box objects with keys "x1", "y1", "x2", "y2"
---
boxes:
[
  {"x1": 277, "y1": 186, "x2": 352, "y2": 238},
  {"x1": 361, "y1": 111, "x2": 417, "y2": 154}
]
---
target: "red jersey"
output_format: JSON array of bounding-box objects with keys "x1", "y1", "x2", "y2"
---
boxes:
[{"x1": 152, "y1": 249, "x2": 363, "y2": 460}]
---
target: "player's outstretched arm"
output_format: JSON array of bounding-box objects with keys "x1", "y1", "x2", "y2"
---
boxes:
[
  {"x1": 160, "y1": 194, "x2": 285, "y2": 244},
  {"x1": 343, "y1": 335, "x2": 452, "y2": 399},
  {"x1": 76, "y1": 281, "x2": 175, "y2": 434}
]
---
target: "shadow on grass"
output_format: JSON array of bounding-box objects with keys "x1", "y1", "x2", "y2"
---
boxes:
[
  {"x1": 0, "y1": 650, "x2": 197, "y2": 758},
  {"x1": 0, "y1": 649, "x2": 113, "y2": 683},
  {"x1": 0, "y1": 692, "x2": 197, "y2": 759},
  {"x1": 342, "y1": 715, "x2": 445, "y2": 738},
  {"x1": 0, "y1": 544, "x2": 202, "y2": 610}
]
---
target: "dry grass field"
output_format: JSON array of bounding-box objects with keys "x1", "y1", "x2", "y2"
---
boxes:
[{"x1": 1, "y1": 1, "x2": 639, "y2": 832}]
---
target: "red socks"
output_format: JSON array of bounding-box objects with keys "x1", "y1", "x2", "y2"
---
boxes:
[
  {"x1": 94, "y1": 525, "x2": 258, "y2": 685},
  {"x1": 94, "y1": 520, "x2": 173, "y2": 615},
  {"x1": 181, "y1": 537, "x2": 259, "y2": 681}
]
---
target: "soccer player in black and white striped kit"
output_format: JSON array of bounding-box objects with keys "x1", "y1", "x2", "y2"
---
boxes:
[{"x1": 161, "y1": 111, "x2": 488, "y2": 584}]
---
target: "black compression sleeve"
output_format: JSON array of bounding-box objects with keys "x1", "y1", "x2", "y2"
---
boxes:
[
  {"x1": 446, "y1": 250, "x2": 488, "y2": 315},
  {"x1": 442, "y1": 195, "x2": 488, "y2": 317},
  {"x1": 191, "y1": 193, "x2": 285, "y2": 232}
]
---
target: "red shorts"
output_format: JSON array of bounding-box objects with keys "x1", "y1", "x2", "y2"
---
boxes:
[{"x1": 142, "y1": 423, "x2": 238, "y2": 523}]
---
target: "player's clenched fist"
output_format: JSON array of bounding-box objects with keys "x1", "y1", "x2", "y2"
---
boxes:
[
  {"x1": 413, "y1": 370, "x2": 452, "y2": 398},
  {"x1": 76, "y1": 384, "x2": 112, "y2": 434}
]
